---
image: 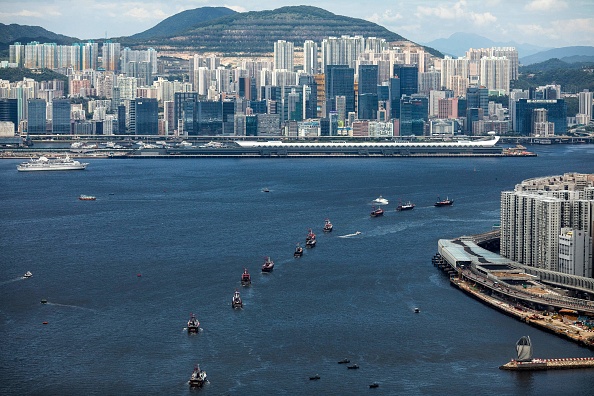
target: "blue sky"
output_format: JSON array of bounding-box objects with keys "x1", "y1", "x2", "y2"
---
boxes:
[{"x1": 1, "y1": 0, "x2": 593, "y2": 48}]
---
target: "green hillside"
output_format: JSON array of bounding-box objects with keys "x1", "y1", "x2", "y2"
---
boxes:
[{"x1": 121, "y1": 6, "x2": 442, "y2": 57}]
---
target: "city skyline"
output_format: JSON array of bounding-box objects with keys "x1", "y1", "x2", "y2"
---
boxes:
[{"x1": 1, "y1": 0, "x2": 594, "y2": 49}]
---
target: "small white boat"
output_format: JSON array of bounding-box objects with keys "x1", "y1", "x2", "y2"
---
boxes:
[
  {"x1": 23, "y1": 271, "x2": 33, "y2": 278},
  {"x1": 373, "y1": 195, "x2": 389, "y2": 205}
]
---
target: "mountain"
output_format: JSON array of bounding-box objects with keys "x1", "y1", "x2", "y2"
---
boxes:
[
  {"x1": 515, "y1": 58, "x2": 594, "y2": 93},
  {"x1": 129, "y1": 7, "x2": 237, "y2": 40},
  {"x1": 119, "y1": 6, "x2": 441, "y2": 57},
  {"x1": 520, "y1": 46, "x2": 594, "y2": 65},
  {"x1": 423, "y1": 32, "x2": 550, "y2": 58},
  {"x1": 0, "y1": 23, "x2": 79, "y2": 53}
]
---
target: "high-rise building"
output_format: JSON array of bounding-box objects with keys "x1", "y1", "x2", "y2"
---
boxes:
[
  {"x1": 101, "y1": 41, "x2": 121, "y2": 72},
  {"x1": 480, "y1": 56, "x2": 510, "y2": 93},
  {"x1": 51, "y1": 99, "x2": 71, "y2": 135},
  {"x1": 358, "y1": 65, "x2": 378, "y2": 120},
  {"x1": 130, "y1": 98, "x2": 158, "y2": 135},
  {"x1": 393, "y1": 65, "x2": 418, "y2": 97},
  {"x1": 399, "y1": 94, "x2": 428, "y2": 136},
  {"x1": 500, "y1": 173, "x2": 594, "y2": 274},
  {"x1": 325, "y1": 65, "x2": 354, "y2": 117},
  {"x1": 515, "y1": 99, "x2": 567, "y2": 136},
  {"x1": 274, "y1": 40, "x2": 294, "y2": 71},
  {"x1": 0, "y1": 99, "x2": 19, "y2": 131},
  {"x1": 27, "y1": 99, "x2": 46, "y2": 134},
  {"x1": 303, "y1": 40, "x2": 318, "y2": 75},
  {"x1": 578, "y1": 90, "x2": 593, "y2": 123}
]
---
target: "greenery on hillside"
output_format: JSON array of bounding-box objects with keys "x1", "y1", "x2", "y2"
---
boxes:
[
  {"x1": 515, "y1": 59, "x2": 594, "y2": 93},
  {"x1": 122, "y1": 5, "x2": 442, "y2": 57},
  {"x1": 128, "y1": 7, "x2": 237, "y2": 40},
  {"x1": 0, "y1": 68, "x2": 68, "y2": 93}
]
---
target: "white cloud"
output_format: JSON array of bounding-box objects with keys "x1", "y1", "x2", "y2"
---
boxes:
[
  {"x1": 414, "y1": 1, "x2": 496, "y2": 26},
  {"x1": 366, "y1": 9, "x2": 403, "y2": 24},
  {"x1": 224, "y1": 4, "x2": 247, "y2": 13},
  {"x1": 525, "y1": 0, "x2": 568, "y2": 12},
  {"x1": 123, "y1": 7, "x2": 168, "y2": 21}
]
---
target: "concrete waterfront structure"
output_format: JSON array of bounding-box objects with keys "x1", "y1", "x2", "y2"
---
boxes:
[{"x1": 500, "y1": 173, "x2": 594, "y2": 277}]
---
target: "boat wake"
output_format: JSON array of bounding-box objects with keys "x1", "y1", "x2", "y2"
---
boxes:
[
  {"x1": 45, "y1": 302, "x2": 95, "y2": 311},
  {"x1": 338, "y1": 231, "x2": 362, "y2": 238},
  {"x1": 0, "y1": 277, "x2": 26, "y2": 286}
]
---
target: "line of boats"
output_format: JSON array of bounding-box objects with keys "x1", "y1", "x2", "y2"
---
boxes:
[{"x1": 369, "y1": 195, "x2": 453, "y2": 216}]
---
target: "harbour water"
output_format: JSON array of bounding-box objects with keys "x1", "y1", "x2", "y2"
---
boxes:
[{"x1": 1, "y1": 144, "x2": 593, "y2": 395}]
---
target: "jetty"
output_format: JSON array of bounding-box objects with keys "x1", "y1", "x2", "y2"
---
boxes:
[{"x1": 500, "y1": 357, "x2": 594, "y2": 371}]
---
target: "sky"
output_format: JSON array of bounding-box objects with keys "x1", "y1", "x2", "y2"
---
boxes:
[{"x1": 1, "y1": 0, "x2": 593, "y2": 48}]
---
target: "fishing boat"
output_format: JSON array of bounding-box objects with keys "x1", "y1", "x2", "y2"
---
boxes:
[
  {"x1": 17, "y1": 155, "x2": 89, "y2": 172},
  {"x1": 434, "y1": 197, "x2": 454, "y2": 207},
  {"x1": 294, "y1": 244, "x2": 304, "y2": 258},
  {"x1": 23, "y1": 271, "x2": 33, "y2": 278},
  {"x1": 231, "y1": 289, "x2": 243, "y2": 308},
  {"x1": 347, "y1": 364, "x2": 359, "y2": 369},
  {"x1": 241, "y1": 268, "x2": 251, "y2": 286},
  {"x1": 78, "y1": 195, "x2": 96, "y2": 201},
  {"x1": 372, "y1": 195, "x2": 389, "y2": 205},
  {"x1": 188, "y1": 364, "x2": 207, "y2": 387},
  {"x1": 305, "y1": 229, "x2": 317, "y2": 248},
  {"x1": 261, "y1": 257, "x2": 274, "y2": 272},
  {"x1": 369, "y1": 383, "x2": 379, "y2": 388},
  {"x1": 323, "y1": 218, "x2": 333, "y2": 233},
  {"x1": 396, "y1": 201, "x2": 415, "y2": 211},
  {"x1": 370, "y1": 206, "x2": 384, "y2": 217},
  {"x1": 338, "y1": 358, "x2": 350, "y2": 364},
  {"x1": 187, "y1": 313, "x2": 200, "y2": 333}
]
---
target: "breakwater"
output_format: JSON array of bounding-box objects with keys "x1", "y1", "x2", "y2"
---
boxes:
[{"x1": 499, "y1": 357, "x2": 594, "y2": 371}]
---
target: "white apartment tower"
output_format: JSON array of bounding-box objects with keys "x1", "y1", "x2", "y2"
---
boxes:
[
  {"x1": 578, "y1": 90, "x2": 593, "y2": 123},
  {"x1": 501, "y1": 173, "x2": 594, "y2": 275},
  {"x1": 303, "y1": 40, "x2": 318, "y2": 75},
  {"x1": 274, "y1": 40, "x2": 294, "y2": 72},
  {"x1": 480, "y1": 56, "x2": 510, "y2": 93}
]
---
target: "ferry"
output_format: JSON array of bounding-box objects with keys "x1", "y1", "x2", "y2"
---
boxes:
[
  {"x1": 188, "y1": 364, "x2": 207, "y2": 387},
  {"x1": 294, "y1": 244, "x2": 304, "y2": 257},
  {"x1": 241, "y1": 268, "x2": 251, "y2": 286},
  {"x1": 396, "y1": 201, "x2": 415, "y2": 211},
  {"x1": 231, "y1": 289, "x2": 243, "y2": 308},
  {"x1": 305, "y1": 229, "x2": 317, "y2": 248},
  {"x1": 17, "y1": 155, "x2": 88, "y2": 172},
  {"x1": 434, "y1": 197, "x2": 454, "y2": 207},
  {"x1": 261, "y1": 257, "x2": 274, "y2": 272},
  {"x1": 370, "y1": 206, "x2": 384, "y2": 217},
  {"x1": 187, "y1": 313, "x2": 200, "y2": 333}
]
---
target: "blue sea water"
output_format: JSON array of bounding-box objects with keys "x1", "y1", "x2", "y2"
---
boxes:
[{"x1": 1, "y1": 144, "x2": 594, "y2": 395}]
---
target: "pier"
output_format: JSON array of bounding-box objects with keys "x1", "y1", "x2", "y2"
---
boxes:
[
  {"x1": 499, "y1": 357, "x2": 594, "y2": 371},
  {"x1": 433, "y1": 236, "x2": 594, "y2": 350}
]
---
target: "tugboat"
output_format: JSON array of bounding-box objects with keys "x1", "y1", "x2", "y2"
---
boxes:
[
  {"x1": 323, "y1": 218, "x2": 333, "y2": 233},
  {"x1": 23, "y1": 271, "x2": 33, "y2": 278},
  {"x1": 188, "y1": 364, "x2": 207, "y2": 387},
  {"x1": 241, "y1": 268, "x2": 251, "y2": 286},
  {"x1": 305, "y1": 229, "x2": 317, "y2": 248},
  {"x1": 261, "y1": 257, "x2": 274, "y2": 272},
  {"x1": 434, "y1": 196, "x2": 454, "y2": 207},
  {"x1": 294, "y1": 243, "x2": 304, "y2": 258},
  {"x1": 396, "y1": 201, "x2": 415, "y2": 211},
  {"x1": 231, "y1": 289, "x2": 243, "y2": 308},
  {"x1": 370, "y1": 206, "x2": 384, "y2": 217},
  {"x1": 187, "y1": 313, "x2": 200, "y2": 333}
]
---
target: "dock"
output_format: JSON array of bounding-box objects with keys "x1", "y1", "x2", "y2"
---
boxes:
[{"x1": 500, "y1": 357, "x2": 594, "y2": 371}]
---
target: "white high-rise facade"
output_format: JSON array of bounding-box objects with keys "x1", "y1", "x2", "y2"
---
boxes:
[
  {"x1": 501, "y1": 173, "x2": 594, "y2": 276},
  {"x1": 274, "y1": 40, "x2": 294, "y2": 72},
  {"x1": 480, "y1": 56, "x2": 510, "y2": 93},
  {"x1": 303, "y1": 40, "x2": 318, "y2": 75},
  {"x1": 578, "y1": 90, "x2": 593, "y2": 123}
]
